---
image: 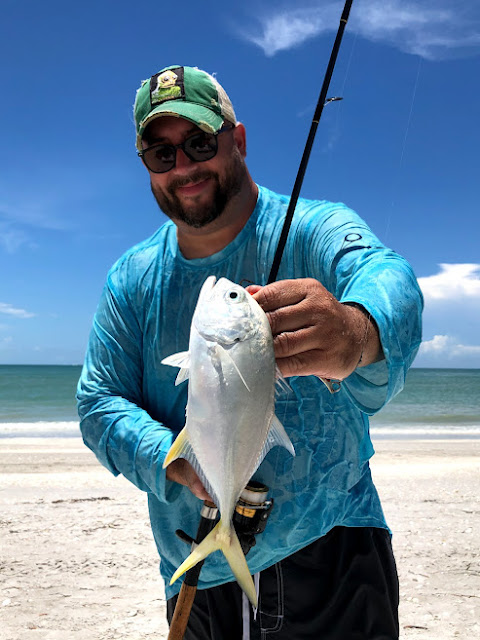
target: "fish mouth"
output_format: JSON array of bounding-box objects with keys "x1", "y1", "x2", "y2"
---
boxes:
[
  {"x1": 199, "y1": 328, "x2": 246, "y2": 345},
  {"x1": 197, "y1": 275, "x2": 216, "y2": 304}
]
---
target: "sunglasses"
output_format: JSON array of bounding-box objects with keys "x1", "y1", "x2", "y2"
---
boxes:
[{"x1": 138, "y1": 124, "x2": 234, "y2": 174}]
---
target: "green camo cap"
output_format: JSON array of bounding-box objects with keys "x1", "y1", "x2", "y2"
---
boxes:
[{"x1": 134, "y1": 65, "x2": 237, "y2": 150}]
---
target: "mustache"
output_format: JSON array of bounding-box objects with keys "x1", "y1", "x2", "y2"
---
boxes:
[{"x1": 168, "y1": 171, "x2": 217, "y2": 194}]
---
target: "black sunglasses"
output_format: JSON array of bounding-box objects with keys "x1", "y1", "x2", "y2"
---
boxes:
[{"x1": 138, "y1": 124, "x2": 234, "y2": 174}]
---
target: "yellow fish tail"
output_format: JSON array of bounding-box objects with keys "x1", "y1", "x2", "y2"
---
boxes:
[{"x1": 170, "y1": 518, "x2": 257, "y2": 607}]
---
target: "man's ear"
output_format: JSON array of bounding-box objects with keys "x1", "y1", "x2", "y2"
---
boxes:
[{"x1": 232, "y1": 123, "x2": 247, "y2": 158}]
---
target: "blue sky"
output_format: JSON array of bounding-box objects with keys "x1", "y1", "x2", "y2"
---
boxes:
[{"x1": 1, "y1": 0, "x2": 479, "y2": 367}]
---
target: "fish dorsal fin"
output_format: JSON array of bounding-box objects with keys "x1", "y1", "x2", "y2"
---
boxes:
[
  {"x1": 161, "y1": 351, "x2": 190, "y2": 385},
  {"x1": 216, "y1": 345, "x2": 251, "y2": 392},
  {"x1": 162, "y1": 427, "x2": 219, "y2": 506}
]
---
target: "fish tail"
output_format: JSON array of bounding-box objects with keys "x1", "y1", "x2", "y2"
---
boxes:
[{"x1": 170, "y1": 518, "x2": 257, "y2": 607}]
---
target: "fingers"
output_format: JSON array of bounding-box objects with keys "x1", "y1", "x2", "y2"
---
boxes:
[
  {"x1": 249, "y1": 279, "x2": 337, "y2": 347},
  {"x1": 272, "y1": 326, "x2": 325, "y2": 359},
  {"x1": 165, "y1": 459, "x2": 211, "y2": 501},
  {"x1": 245, "y1": 284, "x2": 262, "y2": 295},
  {"x1": 189, "y1": 476, "x2": 211, "y2": 501},
  {"x1": 276, "y1": 349, "x2": 329, "y2": 378},
  {"x1": 247, "y1": 278, "x2": 365, "y2": 379},
  {"x1": 249, "y1": 279, "x2": 312, "y2": 312}
]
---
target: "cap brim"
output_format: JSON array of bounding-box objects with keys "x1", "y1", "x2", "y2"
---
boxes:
[{"x1": 136, "y1": 102, "x2": 224, "y2": 150}]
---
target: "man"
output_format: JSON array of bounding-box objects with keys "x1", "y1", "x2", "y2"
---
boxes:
[{"x1": 77, "y1": 65, "x2": 423, "y2": 639}]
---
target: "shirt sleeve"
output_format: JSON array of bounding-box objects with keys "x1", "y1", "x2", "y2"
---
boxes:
[
  {"x1": 76, "y1": 266, "x2": 182, "y2": 504},
  {"x1": 298, "y1": 201, "x2": 423, "y2": 414}
]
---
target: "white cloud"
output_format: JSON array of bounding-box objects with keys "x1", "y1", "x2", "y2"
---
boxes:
[
  {"x1": 419, "y1": 334, "x2": 449, "y2": 354},
  {"x1": 239, "y1": 6, "x2": 338, "y2": 56},
  {"x1": 418, "y1": 334, "x2": 480, "y2": 361},
  {"x1": 420, "y1": 335, "x2": 480, "y2": 356},
  {"x1": 418, "y1": 263, "x2": 480, "y2": 303},
  {"x1": 239, "y1": 1, "x2": 480, "y2": 60},
  {"x1": 416, "y1": 264, "x2": 480, "y2": 367},
  {"x1": 0, "y1": 303, "x2": 35, "y2": 319}
]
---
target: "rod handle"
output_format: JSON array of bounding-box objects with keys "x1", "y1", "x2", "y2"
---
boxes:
[{"x1": 167, "y1": 583, "x2": 198, "y2": 640}]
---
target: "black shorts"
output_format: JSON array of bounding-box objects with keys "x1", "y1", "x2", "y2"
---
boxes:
[{"x1": 167, "y1": 526, "x2": 399, "y2": 640}]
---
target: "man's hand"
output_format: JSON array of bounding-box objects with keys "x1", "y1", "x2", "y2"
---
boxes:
[
  {"x1": 247, "y1": 278, "x2": 382, "y2": 380},
  {"x1": 165, "y1": 459, "x2": 211, "y2": 501}
]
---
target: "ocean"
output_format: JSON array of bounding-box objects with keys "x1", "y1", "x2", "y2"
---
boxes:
[{"x1": 0, "y1": 365, "x2": 479, "y2": 439}]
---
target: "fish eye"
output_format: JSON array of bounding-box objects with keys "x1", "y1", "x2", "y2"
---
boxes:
[{"x1": 225, "y1": 288, "x2": 243, "y2": 303}]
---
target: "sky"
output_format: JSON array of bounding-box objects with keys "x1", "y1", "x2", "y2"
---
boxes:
[{"x1": 1, "y1": 0, "x2": 479, "y2": 367}]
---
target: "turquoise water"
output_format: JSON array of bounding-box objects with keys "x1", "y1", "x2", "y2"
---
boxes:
[
  {"x1": 370, "y1": 368, "x2": 480, "y2": 437},
  {"x1": 0, "y1": 365, "x2": 81, "y2": 422},
  {"x1": 0, "y1": 366, "x2": 478, "y2": 438}
]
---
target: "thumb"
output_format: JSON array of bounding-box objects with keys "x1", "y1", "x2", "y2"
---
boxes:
[{"x1": 245, "y1": 284, "x2": 262, "y2": 295}]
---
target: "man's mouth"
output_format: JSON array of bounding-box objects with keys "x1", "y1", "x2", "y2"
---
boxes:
[{"x1": 175, "y1": 177, "x2": 212, "y2": 197}]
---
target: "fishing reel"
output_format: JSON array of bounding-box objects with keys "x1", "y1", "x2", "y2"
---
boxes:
[
  {"x1": 233, "y1": 481, "x2": 274, "y2": 555},
  {"x1": 175, "y1": 480, "x2": 273, "y2": 557}
]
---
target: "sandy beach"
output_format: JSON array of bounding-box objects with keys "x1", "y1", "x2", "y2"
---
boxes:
[{"x1": 1, "y1": 435, "x2": 479, "y2": 640}]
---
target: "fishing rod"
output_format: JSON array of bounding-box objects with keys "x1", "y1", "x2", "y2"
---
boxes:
[
  {"x1": 268, "y1": 0, "x2": 354, "y2": 284},
  {"x1": 167, "y1": 500, "x2": 218, "y2": 640},
  {"x1": 167, "y1": 2, "x2": 355, "y2": 636}
]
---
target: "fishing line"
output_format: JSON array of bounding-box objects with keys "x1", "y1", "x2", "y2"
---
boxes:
[
  {"x1": 383, "y1": 56, "x2": 422, "y2": 245},
  {"x1": 340, "y1": 30, "x2": 358, "y2": 96},
  {"x1": 267, "y1": 0, "x2": 355, "y2": 285},
  {"x1": 322, "y1": 33, "x2": 358, "y2": 200},
  {"x1": 322, "y1": 30, "x2": 359, "y2": 186},
  {"x1": 266, "y1": 0, "x2": 356, "y2": 484}
]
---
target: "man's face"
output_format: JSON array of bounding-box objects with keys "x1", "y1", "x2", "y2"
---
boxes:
[{"x1": 142, "y1": 116, "x2": 247, "y2": 229}]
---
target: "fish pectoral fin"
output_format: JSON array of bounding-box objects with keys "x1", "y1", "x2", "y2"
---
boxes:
[
  {"x1": 161, "y1": 351, "x2": 190, "y2": 385},
  {"x1": 162, "y1": 429, "x2": 219, "y2": 506},
  {"x1": 174, "y1": 368, "x2": 189, "y2": 386},
  {"x1": 267, "y1": 415, "x2": 295, "y2": 457},
  {"x1": 163, "y1": 427, "x2": 192, "y2": 468},
  {"x1": 254, "y1": 415, "x2": 295, "y2": 477},
  {"x1": 275, "y1": 365, "x2": 291, "y2": 395},
  {"x1": 170, "y1": 520, "x2": 257, "y2": 608},
  {"x1": 217, "y1": 345, "x2": 251, "y2": 392}
]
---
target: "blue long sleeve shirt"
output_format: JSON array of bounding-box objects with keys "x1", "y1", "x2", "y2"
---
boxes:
[{"x1": 77, "y1": 185, "x2": 423, "y2": 598}]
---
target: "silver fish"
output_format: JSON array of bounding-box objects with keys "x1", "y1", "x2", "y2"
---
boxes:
[{"x1": 162, "y1": 275, "x2": 295, "y2": 607}]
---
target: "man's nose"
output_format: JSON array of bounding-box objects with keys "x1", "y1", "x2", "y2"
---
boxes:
[{"x1": 174, "y1": 147, "x2": 195, "y2": 171}]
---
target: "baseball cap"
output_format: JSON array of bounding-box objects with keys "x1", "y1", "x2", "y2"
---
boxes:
[{"x1": 134, "y1": 65, "x2": 237, "y2": 150}]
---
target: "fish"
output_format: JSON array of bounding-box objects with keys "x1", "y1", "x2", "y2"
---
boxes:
[{"x1": 161, "y1": 275, "x2": 295, "y2": 607}]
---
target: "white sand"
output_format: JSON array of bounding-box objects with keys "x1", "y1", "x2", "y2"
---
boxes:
[{"x1": 1, "y1": 436, "x2": 479, "y2": 639}]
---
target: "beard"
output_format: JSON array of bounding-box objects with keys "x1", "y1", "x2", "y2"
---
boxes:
[{"x1": 150, "y1": 147, "x2": 246, "y2": 229}]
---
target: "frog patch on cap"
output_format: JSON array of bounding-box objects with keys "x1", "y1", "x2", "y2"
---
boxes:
[{"x1": 150, "y1": 68, "x2": 185, "y2": 106}]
